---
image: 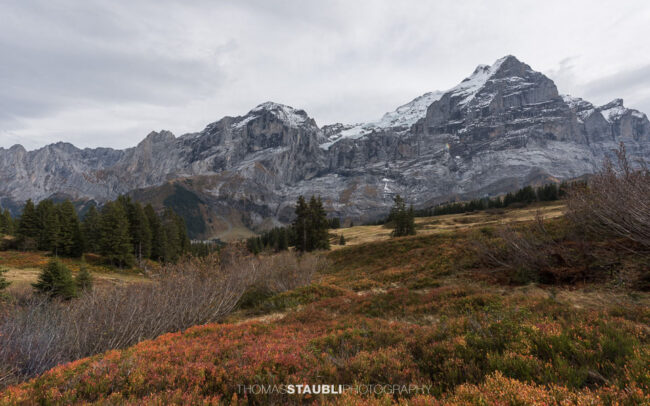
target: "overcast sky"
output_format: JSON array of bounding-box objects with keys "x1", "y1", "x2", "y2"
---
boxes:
[{"x1": 1, "y1": 0, "x2": 649, "y2": 150}]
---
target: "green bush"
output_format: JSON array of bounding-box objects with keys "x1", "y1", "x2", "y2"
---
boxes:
[
  {"x1": 32, "y1": 259, "x2": 77, "y2": 300},
  {"x1": 75, "y1": 265, "x2": 93, "y2": 292}
]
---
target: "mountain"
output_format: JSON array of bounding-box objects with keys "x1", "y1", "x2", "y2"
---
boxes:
[{"x1": 1, "y1": 55, "x2": 649, "y2": 240}]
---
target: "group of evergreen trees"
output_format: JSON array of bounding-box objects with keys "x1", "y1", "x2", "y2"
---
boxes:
[
  {"x1": 246, "y1": 195, "x2": 331, "y2": 254},
  {"x1": 293, "y1": 196, "x2": 330, "y2": 252},
  {"x1": 16, "y1": 200, "x2": 84, "y2": 256},
  {"x1": 414, "y1": 183, "x2": 567, "y2": 217},
  {"x1": 9, "y1": 196, "x2": 190, "y2": 267},
  {"x1": 387, "y1": 195, "x2": 417, "y2": 237},
  {"x1": 247, "y1": 227, "x2": 291, "y2": 255}
]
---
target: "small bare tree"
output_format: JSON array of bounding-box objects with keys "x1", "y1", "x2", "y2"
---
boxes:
[{"x1": 566, "y1": 143, "x2": 650, "y2": 253}]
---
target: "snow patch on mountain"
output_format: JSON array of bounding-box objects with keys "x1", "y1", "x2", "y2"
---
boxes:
[
  {"x1": 320, "y1": 91, "x2": 444, "y2": 149},
  {"x1": 235, "y1": 102, "x2": 311, "y2": 129},
  {"x1": 448, "y1": 56, "x2": 509, "y2": 107}
]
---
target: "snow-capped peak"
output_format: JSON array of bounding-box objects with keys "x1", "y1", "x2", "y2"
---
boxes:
[
  {"x1": 234, "y1": 101, "x2": 312, "y2": 129},
  {"x1": 319, "y1": 91, "x2": 444, "y2": 150},
  {"x1": 597, "y1": 99, "x2": 627, "y2": 122},
  {"x1": 446, "y1": 55, "x2": 513, "y2": 107}
]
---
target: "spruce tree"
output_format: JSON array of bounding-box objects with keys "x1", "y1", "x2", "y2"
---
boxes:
[
  {"x1": 278, "y1": 228, "x2": 289, "y2": 251},
  {"x1": 389, "y1": 195, "x2": 416, "y2": 237},
  {"x1": 57, "y1": 200, "x2": 84, "y2": 257},
  {"x1": 309, "y1": 196, "x2": 330, "y2": 250},
  {"x1": 127, "y1": 202, "x2": 152, "y2": 264},
  {"x1": 32, "y1": 259, "x2": 77, "y2": 300},
  {"x1": 17, "y1": 199, "x2": 40, "y2": 249},
  {"x1": 82, "y1": 205, "x2": 101, "y2": 253},
  {"x1": 75, "y1": 264, "x2": 93, "y2": 292},
  {"x1": 339, "y1": 234, "x2": 346, "y2": 245},
  {"x1": 162, "y1": 208, "x2": 181, "y2": 262},
  {"x1": 35, "y1": 200, "x2": 60, "y2": 252},
  {"x1": 0, "y1": 209, "x2": 13, "y2": 235},
  {"x1": 99, "y1": 201, "x2": 134, "y2": 268},
  {"x1": 293, "y1": 196, "x2": 310, "y2": 252},
  {"x1": 144, "y1": 204, "x2": 166, "y2": 262}
]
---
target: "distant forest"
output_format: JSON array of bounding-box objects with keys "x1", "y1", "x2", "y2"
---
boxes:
[
  {"x1": 0, "y1": 196, "x2": 208, "y2": 267},
  {"x1": 414, "y1": 183, "x2": 571, "y2": 217}
]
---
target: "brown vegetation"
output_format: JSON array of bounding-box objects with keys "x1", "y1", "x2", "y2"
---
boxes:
[{"x1": 0, "y1": 249, "x2": 322, "y2": 386}]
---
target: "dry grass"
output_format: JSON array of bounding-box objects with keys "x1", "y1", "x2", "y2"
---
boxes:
[{"x1": 332, "y1": 202, "x2": 565, "y2": 249}]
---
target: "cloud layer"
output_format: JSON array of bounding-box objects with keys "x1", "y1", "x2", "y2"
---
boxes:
[{"x1": 1, "y1": 0, "x2": 649, "y2": 150}]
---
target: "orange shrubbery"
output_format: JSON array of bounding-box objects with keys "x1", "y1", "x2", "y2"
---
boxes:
[{"x1": 1, "y1": 283, "x2": 647, "y2": 405}]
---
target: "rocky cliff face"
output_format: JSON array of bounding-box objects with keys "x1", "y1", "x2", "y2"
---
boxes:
[{"x1": 1, "y1": 55, "x2": 649, "y2": 239}]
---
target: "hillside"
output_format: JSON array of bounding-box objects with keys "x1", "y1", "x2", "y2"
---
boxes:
[{"x1": 2, "y1": 206, "x2": 648, "y2": 405}]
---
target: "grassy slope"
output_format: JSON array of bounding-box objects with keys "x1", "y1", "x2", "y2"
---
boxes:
[
  {"x1": 0, "y1": 251, "x2": 149, "y2": 295},
  {"x1": 330, "y1": 202, "x2": 565, "y2": 249},
  {"x1": 1, "y1": 207, "x2": 649, "y2": 405}
]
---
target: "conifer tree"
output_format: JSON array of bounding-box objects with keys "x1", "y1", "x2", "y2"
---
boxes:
[
  {"x1": 36, "y1": 200, "x2": 60, "y2": 253},
  {"x1": 389, "y1": 195, "x2": 416, "y2": 237},
  {"x1": 75, "y1": 264, "x2": 93, "y2": 292},
  {"x1": 293, "y1": 196, "x2": 310, "y2": 252},
  {"x1": 82, "y1": 205, "x2": 101, "y2": 253},
  {"x1": 0, "y1": 209, "x2": 13, "y2": 235},
  {"x1": 127, "y1": 202, "x2": 152, "y2": 264},
  {"x1": 309, "y1": 196, "x2": 330, "y2": 250},
  {"x1": 339, "y1": 234, "x2": 346, "y2": 245},
  {"x1": 17, "y1": 199, "x2": 40, "y2": 249},
  {"x1": 57, "y1": 200, "x2": 84, "y2": 257},
  {"x1": 144, "y1": 204, "x2": 166, "y2": 261},
  {"x1": 278, "y1": 228, "x2": 289, "y2": 251},
  {"x1": 99, "y1": 201, "x2": 134, "y2": 268},
  {"x1": 32, "y1": 259, "x2": 77, "y2": 300}
]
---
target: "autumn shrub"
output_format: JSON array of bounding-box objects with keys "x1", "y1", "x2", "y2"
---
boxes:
[
  {"x1": 566, "y1": 144, "x2": 650, "y2": 289},
  {"x1": 0, "y1": 253, "x2": 250, "y2": 384},
  {"x1": 237, "y1": 251, "x2": 328, "y2": 311}
]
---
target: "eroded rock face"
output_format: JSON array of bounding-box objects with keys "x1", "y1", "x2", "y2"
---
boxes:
[{"x1": 1, "y1": 56, "x2": 649, "y2": 238}]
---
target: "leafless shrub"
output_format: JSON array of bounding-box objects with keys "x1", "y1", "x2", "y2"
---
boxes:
[
  {"x1": 259, "y1": 251, "x2": 327, "y2": 293},
  {"x1": 0, "y1": 249, "x2": 325, "y2": 386},
  {"x1": 566, "y1": 143, "x2": 650, "y2": 253},
  {"x1": 474, "y1": 213, "x2": 596, "y2": 284},
  {"x1": 0, "y1": 253, "x2": 249, "y2": 383},
  {"x1": 474, "y1": 144, "x2": 649, "y2": 287}
]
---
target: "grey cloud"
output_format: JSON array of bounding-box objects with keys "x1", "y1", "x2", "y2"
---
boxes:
[{"x1": 1, "y1": 0, "x2": 649, "y2": 150}]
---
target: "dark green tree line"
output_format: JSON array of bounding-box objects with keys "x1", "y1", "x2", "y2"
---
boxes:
[{"x1": 11, "y1": 196, "x2": 190, "y2": 267}]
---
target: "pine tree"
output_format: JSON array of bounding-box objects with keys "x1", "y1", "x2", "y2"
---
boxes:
[
  {"x1": 82, "y1": 205, "x2": 101, "y2": 253},
  {"x1": 57, "y1": 200, "x2": 84, "y2": 257},
  {"x1": 293, "y1": 196, "x2": 310, "y2": 252},
  {"x1": 278, "y1": 228, "x2": 289, "y2": 251},
  {"x1": 127, "y1": 202, "x2": 152, "y2": 264},
  {"x1": 0, "y1": 209, "x2": 13, "y2": 235},
  {"x1": 161, "y1": 208, "x2": 181, "y2": 262},
  {"x1": 143, "y1": 204, "x2": 163, "y2": 261},
  {"x1": 339, "y1": 235, "x2": 346, "y2": 245},
  {"x1": 99, "y1": 201, "x2": 134, "y2": 268},
  {"x1": 75, "y1": 264, "x2": 93, "y2": 292},
  {"x1": 389, "y1": 195, "x2": 416, "y2": 237},
  {"x1": 35, "y1": 200, "x2": 59, "y2": 252},
  {"x1": 32, "y1": 259, "x2": 77, "y2": 300},
  {"x1": 17, "y1": 199, "x2": 40, "y2": 249},
  {"x1": 309, "y1": 196, "x2": 330, "y2": 250}
]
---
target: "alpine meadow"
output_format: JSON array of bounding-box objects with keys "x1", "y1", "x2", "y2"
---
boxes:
[{"x1": 1, "y1": 1, "x2": 649, "y2": 405}]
